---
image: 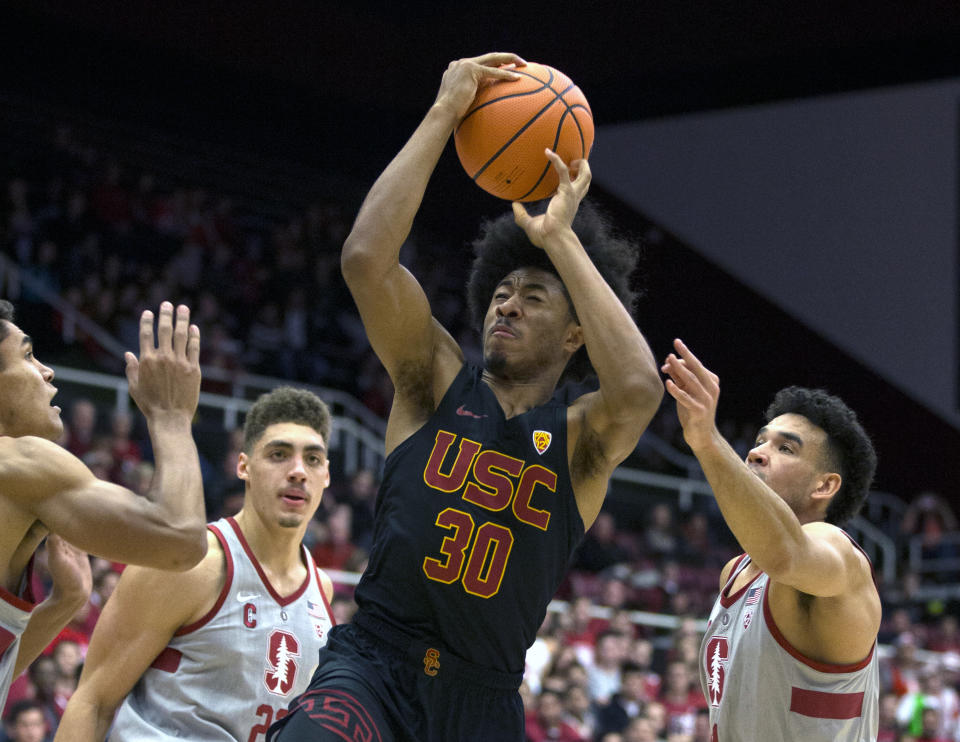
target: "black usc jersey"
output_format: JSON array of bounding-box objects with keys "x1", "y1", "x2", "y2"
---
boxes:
[{"x1": 354, "y1": 364, "x2": 585, "y2": 674}]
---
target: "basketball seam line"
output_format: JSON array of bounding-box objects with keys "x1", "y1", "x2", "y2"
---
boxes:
[
  {"x1": 470, "y1": 82, "x2": 584, "y2": 185},
  {"x1": 458, "y1": 65, "x2": 555, "y2": 125}
]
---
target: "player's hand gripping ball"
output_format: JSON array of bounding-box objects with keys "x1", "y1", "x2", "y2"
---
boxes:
[{"x1": 454, "y1": 62, "x2": 594, "y2": 202}]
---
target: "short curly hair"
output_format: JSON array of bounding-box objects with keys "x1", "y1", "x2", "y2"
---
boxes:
[
  {"x1": 243, "y1": 386, "x2": 332, "y2": 452},
  {"x1": 765, "y1": 386, "x2": 876, "y2": 527},
  {"x1": 466, "y1": 200, "x2": 640, "y2": 382}
]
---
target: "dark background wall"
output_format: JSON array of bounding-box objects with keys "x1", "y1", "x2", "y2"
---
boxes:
[{"x1": 4, "y1": 1, "x2": 960, "y2": 500}]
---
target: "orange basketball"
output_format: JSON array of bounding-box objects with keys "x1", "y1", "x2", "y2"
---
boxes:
[{"x1": 454, "y1": 62, "x2": 594, "y2": 202}]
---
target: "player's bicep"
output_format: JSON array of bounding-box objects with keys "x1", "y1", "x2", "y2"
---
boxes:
[
  {"x1": 343, "y1": 257, "x2": 440, "y2": 374},
  {"x1": 31, "y1": 479, "x2": 183, "y2": 566},
  {"x1": 73, "y1": 564, "x2": 202, "y2": 713}
]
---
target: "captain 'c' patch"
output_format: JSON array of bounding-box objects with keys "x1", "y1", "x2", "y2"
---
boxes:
[{"x1": 532, "y1": 430, "x2": 552, "y2": 455}]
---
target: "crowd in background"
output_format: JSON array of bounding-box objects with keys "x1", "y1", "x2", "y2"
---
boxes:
[{"x1": 2, "y1": 122, "x2": 960, "y2": 742}]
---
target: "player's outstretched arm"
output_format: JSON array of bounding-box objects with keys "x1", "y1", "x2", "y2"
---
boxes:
[
  {"x1": 514, "y1": 152, "x2": 663, "y2": 524},
  {"x1": 13, "y1": 536, "x2": 91, "y2": 678},
  {"x1": 1, "y1": 303, "x2": 207, "y2": 570},
  {"x1": 55, "y1": 533, "x2": 222, "y2": 742},
  {"x1": 341, "y1": 54, "x2": 524, "y2": 398},
  {"x1": 661, "y1": 338, "x2": 864, "y2": 597}
]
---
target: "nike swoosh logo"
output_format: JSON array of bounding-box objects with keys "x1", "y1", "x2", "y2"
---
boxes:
[
  {"x1": 456, "y1": 405, "x2": 487, "y2": 419},
  {"x1": 236, "y1": 592, "x2": 260, "y2": 602}
]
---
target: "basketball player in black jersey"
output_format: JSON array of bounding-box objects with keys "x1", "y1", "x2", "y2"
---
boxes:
[{"x1": 270, "y1": 52, "x2": 663, "y2": 742}]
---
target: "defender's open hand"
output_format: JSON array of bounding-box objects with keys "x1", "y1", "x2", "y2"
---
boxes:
[
  {"x1": 125, "y1": 302, "x2": 201, "y2": 420},
  {"x1": 661, "y1": 338, "x2": 721, "y2": 451}
]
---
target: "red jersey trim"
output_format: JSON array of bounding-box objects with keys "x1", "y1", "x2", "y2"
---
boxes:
[
  {"x1": 719, "y1": 554, "x2": 762, "y2": 608},
  {"x1": 226, "y1": 517, "x2": 311, "y2": 607},
  {"x1": 0, "y1": 626, "x2": 16, "y2": 657},
  {"x1": 790, "y1": 687, "x2": 865, "y2": 719},
  {"x1": 0, "y1": 562, "x2": 36, "y2": 613},
  {"x1": 148, "y1": 646, "x2": 183, "y2": 673},
  {"x1": 762, "y1": 581, "x2": 875, "y2": 673},
  {"x1": 306, "y1": 552, "x2": 336, "y2": 626},
  {"x1": 174, "y1": 524, "x2": 234, "y2": 637}
]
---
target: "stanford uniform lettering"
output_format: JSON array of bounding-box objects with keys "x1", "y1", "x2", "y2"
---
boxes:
[
  {"x1": 700, "y1": 546, "x2": 879, "y2": 742},
  {"x1": 109, "y1": 517, "x2": 334, "y2": 741}
]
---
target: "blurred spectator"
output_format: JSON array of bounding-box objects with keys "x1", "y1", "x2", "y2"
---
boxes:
[
  {"x1": 62, "y1": 399, "x2": 97, "y2": 460},
  {"x1": 627, "y1": 638, "x2": 662, "y2": 701},
  {"x1": 311, "y1": 503, "x2": 365, "y2": 571},
  {"x1": 344, "y1": 468, "x2": 378, "y2": 552},
  {"x1": 329, "y1": 595, "x2": 358, "y2": 626},
  {"x1": 562, "y1": 684, "x2": 596, "y2": 741},
  {"x1": 244, "y1": 301, "x2": 285, "y2": 376},
  {"x1": 106, "y1": 409, "x2": 142, "y2": 484},
  {"x1": 526, "y1": 614, "x2": 561, "y2": 695},
  {"x1": 49, "y1": 640, "x2": 82, "y2": 687},
  {"x1": 524, "y1": 688, "x2": 585, "y2": 742},
  {"x1": 642, "y1": 701, "x2": 668, "y2": 741},
  {"x1": 595, "y1": 663, "x2": 651, "y2": 739},
  {"x1": 621, "y1": 715, "x2": 665, "y2": 742},
  {"x1": 904, "y1": 705, "x2": 950, "y2": 742},
  {"x1": 24, "y1": 658, "x2": 64, "y2": 733},
  {"x1": 928, "y1": 615, "x2": 960, "y2": 654},
  {"x1": 643, "y1": 504, "x2": 678, "y2": 559},
  {"x1": 598, "y1": 578, "x2": 632, "y2": 615},
  {"x1": 884, "y1": 633, "x2": 924, "y2": 697},
  {"x1": 126, "y1": 461, "x2": 155, "y2": 498},
  {"x1": 877, "y1": 691, "x2": 901, "y2": 742},
  {"x1": 2, "y1": 700, "x2": 50, "y2": 742},
  {"x1": 689, "y1": 707, "x2": 711, "y2": 742},
  {"x1": 897, "y1": 665, "x2": 959, "y2": 741},
  {"x1": 658, "y1": 661, "x2": 706, "y2": 738},
  {"x1": 563, "y1": 597, "x2": 606, "y2": 653},
  {"x1": 574, "y1": 512, "x2": 631, "y2": 573},
  {"x1": 587, "y1": 630, "x2": 629, "y2": 705},
  {"x1": 901, "y1": 493, "x2": 959, "y2": 583},
  {"x1": 545, "y1": 645, "x2": 589, "y2": 689},
  {"x1": 90, "y1": 567, "x2": 120, "y2": 611}
]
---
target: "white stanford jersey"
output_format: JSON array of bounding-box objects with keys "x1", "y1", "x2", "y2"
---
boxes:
[
  {"x1": 700, "y1": 549, "x2": 879, "y2": 742},
  {"x1": 109, "y1": 517, "x2": 335, "y2": 741},
  {"x1": 0, "y1": 566, "x2": 35, "y2": 710}
]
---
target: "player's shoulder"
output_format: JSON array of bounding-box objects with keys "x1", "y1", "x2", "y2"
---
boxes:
[
  {"x1": 718, "y1": 554, "x2": 746, "y2": 590},
  {"x1": 315, "y1": 567, "x2": 335, "y2": 602},
  {"x1": 123, "y1": 529, "x2": 226, "y2": 595},
  {"x1": 0, "y1": 435, "x2": 89, "y2": 502},
  {"x1": 0, "y1": 434, "x2": 60, "y2": 460},
  {"x1": 801, "y1": 521, "x2": 867, "y2": 559},
  {"x1": 108, "y1": 530, "x2": 228, "y2": 629}
]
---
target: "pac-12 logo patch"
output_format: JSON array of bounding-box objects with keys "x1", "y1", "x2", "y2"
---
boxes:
[{"x1": 532, "y1": 430, "x2": 552, "y2": 455}]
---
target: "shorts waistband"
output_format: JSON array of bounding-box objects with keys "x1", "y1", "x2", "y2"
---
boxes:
[{"x1": 352, "y1": 610, "x2": 523, "y2": 691}]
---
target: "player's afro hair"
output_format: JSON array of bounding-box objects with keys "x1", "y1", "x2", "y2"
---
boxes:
[
  {"x1": 466, "y1": 200, "x2": 639, "y2": 382},
  {"x1": 765, "y1": 386, "x2": 877, "y2": 526}
]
